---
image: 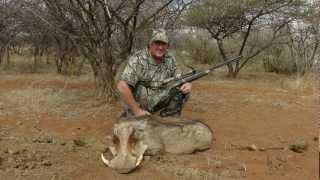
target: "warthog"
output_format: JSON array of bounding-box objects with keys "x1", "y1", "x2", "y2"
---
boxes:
[{"x1": 101, "y1": 115, "x2": 213, "y2": 173}]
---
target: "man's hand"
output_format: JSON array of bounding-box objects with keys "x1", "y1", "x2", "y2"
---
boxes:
[
  {"x1": 179, "y1": 82, "x2": 192, "y2": 94},
  {"x1": 117, "y1": 80, "x2": 151, "y2": 117},
  {"x1": 134, "y1": 108, "x2": 151, "y2": 117}
]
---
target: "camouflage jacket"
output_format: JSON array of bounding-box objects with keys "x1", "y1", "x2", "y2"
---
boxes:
[{"x1": 120, "y1": 48, "x2": 180, "y2": 111}]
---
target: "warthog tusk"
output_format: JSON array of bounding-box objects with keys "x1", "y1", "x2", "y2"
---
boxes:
[
  {"x1": 135, "y1": 144, "x2": 148, "y2": 167},
  {"x1": 136, "y1": 155, "x2": 143, "y2": 167},
  {"x1": 101, "y1": 154, "x2": 111, "y2": 167}
]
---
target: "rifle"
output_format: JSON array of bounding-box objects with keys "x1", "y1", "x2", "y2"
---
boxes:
[{"x1": 147, "y1": 56, "x2": 242, "y2": 113}]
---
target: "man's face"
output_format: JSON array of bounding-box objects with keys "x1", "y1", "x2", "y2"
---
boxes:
[{"x1": 149, "y1": 41, "x2": 169, "y2": 60}]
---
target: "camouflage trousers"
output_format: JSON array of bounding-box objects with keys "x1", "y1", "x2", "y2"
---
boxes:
[{"x1": 120, "y1": 91, "x2": 190, "y2": 118}]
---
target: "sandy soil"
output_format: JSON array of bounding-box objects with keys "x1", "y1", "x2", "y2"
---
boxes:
[{"x1": 0, "y1": 72, "x2": 318, "y2": 180}]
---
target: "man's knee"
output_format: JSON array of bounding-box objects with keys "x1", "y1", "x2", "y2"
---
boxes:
[{"x1": 159, "y1": 91, "x2": 190, "y2": 117}]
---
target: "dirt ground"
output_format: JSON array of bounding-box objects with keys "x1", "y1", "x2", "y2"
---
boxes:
[{"x1": 0, "y1": 70, "x2": 318, "y2": 180}]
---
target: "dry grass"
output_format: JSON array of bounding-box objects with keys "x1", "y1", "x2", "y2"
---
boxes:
[
  {"x1": 3, "y1": 86, "x2": 79, "y2": 114},
  {"x1": 0, "y1": 57, "x2": 317, "y2": 179},
  {"x1": 0, "y1": 54, "x2": 55, "y2": 74},
  {"x1": 1, "y1": 54, "x2": 318, "y2": 121},
  {"x1": 155, "y1": 162, "x2": 243, "y2": 180},
  {"x1": 0, "y1": 72, "x2": 119, "y2": 123},
  {"x1": 0, "y1": 54, "x2": 92, "y2": 77}
]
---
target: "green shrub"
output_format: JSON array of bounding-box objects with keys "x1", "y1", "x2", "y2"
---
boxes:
[
  {"x1": 174, "y1": 33, "x2": 221, "y2": 65},
  {"x1": 262, "y1": 45, "x2": 315, "y2": 75}
]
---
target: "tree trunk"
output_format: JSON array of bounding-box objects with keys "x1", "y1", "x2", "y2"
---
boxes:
[
  {"x1": 33, "y1": 46, "x2": 40, "y2": 72},
  {"x1": 232, "y1": 67, "x2": 240, "y2": 78},
  {"x1": 216, "y1": 39, "x2": 234, "y2": 77},
  {"x1": 0, "y1": 46, "x2": 10, "y2": 66},
  {"x1": 55, "y1": 55, "x2": 63, "y2": 73},
  {"x1": 309, "y1": 40, "x2": 319, "y2": 68},
  {"x1": 46, "y1": 52, "x2": 51, "y2": 64},
  {"x1": 76, "y1": 57, "x2": 86, "y2": 76},
  {"x1": 90, "y1": 58, "x2": 116, "y2": 102},
  {"x1": 5, "y1": 46, "x2": 10, "y2": 66},
  {"x1": 0, "y1": 47, "x2": 3, "y2": 65}
]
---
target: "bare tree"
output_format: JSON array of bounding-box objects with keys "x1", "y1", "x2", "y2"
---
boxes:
[
  {"x1": 0, "y1": 0, "x2": 21, "y2": 66},
  {"x1": 186, "y1": 0, "x2": 305, "y2": 77},
  {"x1": 262, "y1": 0, "x2": 320, "y2": 75},
  {"x1": 286, "y1": 24, "x2": 319, "y2": 74},
  {"x1": 1, "y1": 0, "x2": 193, "y2": 99},
  {"x1": 37, "y1": 0, "x2": 192, "y2": 100}
]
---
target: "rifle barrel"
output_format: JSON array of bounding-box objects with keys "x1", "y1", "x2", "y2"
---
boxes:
[
  {"x1": 162, "y1": 56, "x2": 242, "y2": 86},
  {"x1": 208, "y1": 56, "x2": 242, "y2": 72}
]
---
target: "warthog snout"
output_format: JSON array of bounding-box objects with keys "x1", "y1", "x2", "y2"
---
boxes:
[{"x1": 101, "y1": 123, "x2": 148, "y2": 173}]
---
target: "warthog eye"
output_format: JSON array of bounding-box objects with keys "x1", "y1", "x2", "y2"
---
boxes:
[{"x1": 112, "y1": 135, "x2": 120, "y2": 145}]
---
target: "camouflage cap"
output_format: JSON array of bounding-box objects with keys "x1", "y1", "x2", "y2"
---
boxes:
[{"x1": 149, "y1": 29, "x2": 169, "y2": 44}]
